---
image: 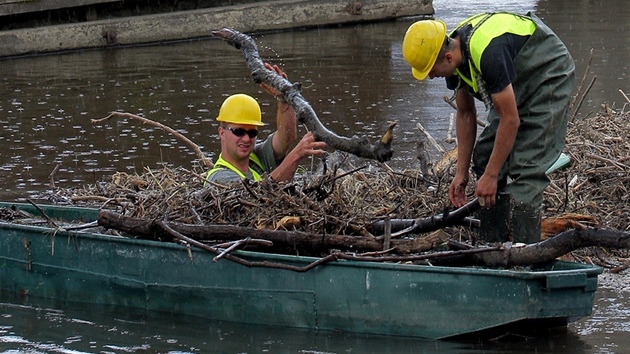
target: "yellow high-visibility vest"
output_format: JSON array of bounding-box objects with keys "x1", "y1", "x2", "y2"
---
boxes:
[{"x1": 452, "y1": 12, "x2": 537, "y2": 93}]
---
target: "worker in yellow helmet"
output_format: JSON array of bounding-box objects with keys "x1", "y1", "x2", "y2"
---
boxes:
[
  {"x1": 402, "y1": 12, "x2": 575, "y2": 243},
  {"x1": 206, "y1": 63, "x2": 326, "y2": 183}
]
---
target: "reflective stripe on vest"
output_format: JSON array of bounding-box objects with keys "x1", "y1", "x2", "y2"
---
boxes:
[
  {"x1": 451, "y1": 12, "x2": 537, "y2": 94},
  {"x1": 205, "y1": 153, "x2": 265, "y2": 183}
]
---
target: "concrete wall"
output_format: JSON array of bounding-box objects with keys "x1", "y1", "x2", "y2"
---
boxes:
[
  {"x1": 0, "y1": 0, "x2": 434, "y2": 58},
  {"x1": 0, "y1": 0, "x2": 122, "y2": 16}
]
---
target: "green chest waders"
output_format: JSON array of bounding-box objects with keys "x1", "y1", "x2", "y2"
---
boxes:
[{"x1": 472, "y1": 14, "x2": 575, "y2": 243}]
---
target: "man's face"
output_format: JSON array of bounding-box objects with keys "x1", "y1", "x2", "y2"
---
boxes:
[
  {"x1": 219, "y1": 124, "x2": 259, "y2": 160},
  {"x1": 428, "y1": 56, "x2": 456, "y2": 79}
]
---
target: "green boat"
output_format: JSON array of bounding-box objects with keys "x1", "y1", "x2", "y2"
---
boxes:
[{"x1": 0, "y1": 202, "x2": 601, "y2": 340}]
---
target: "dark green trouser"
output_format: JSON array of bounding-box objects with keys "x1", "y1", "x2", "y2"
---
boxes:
[{"x1": 473, "y1": 14, "x2": 575, "y2": 243}]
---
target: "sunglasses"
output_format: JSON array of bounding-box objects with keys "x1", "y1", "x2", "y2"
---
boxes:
[{"x1": 226, "y1": 127, "x2": 258, "y2": 138}]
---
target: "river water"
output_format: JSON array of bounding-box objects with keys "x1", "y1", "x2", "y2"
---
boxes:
[
  {"x1": 0, "y1": 0, "x2": 629, "y2": 352},
  {"x1": 0, "y1": 285, "x2": 627, "y2": 354}
]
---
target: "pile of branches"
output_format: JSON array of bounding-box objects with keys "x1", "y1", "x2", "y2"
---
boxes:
[
  {"x1": 28, "y1": 105, "x2": 628, "y2": 269},
  {"x1": 544, "y1": 106, "x2": 629, "y2": 232},
  {"x1": 44, "y1": 106, "x2": 628, "y2": 235},
  {"x1": 542, "y1": 105, "x2": 630, "y2": 270},
  {"x1": 36, "y1": 106, "x2": 625, "y2": 240},
  {"x1": 49, "y1": 157, "x2": 443, "y2": 237}
]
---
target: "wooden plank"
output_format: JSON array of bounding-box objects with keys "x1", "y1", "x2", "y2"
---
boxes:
[{"x1": 0, "y1": 0, "x2": 123, "y2": 16}]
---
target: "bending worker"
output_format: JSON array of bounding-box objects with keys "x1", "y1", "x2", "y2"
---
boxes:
[
  {"x1": 402, "y1": 12, "x2": 575, "y2": 243},
  {"x1": 206, "y1": 64, "x2": 326, "y2": 183}
]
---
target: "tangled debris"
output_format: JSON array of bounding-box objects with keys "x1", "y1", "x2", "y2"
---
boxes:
[
  {"x1": 1, "y1": 105, "x2": 626, "y2": 273},
  {"x1": 544, "y1": 104, "x2": 630, "y2": 272},
  {"x1": 36, "y1": 106, "x2": 628, "y2": 240},
  {"x1": 545, "y1": 106, "x2": 629, "y2": 232},
  {"x1": 45, "y1": 155, "x2": 437, "y2": 236}
]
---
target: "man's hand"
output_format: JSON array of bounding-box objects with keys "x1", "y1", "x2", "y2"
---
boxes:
[
  {"x1": 291, "y1": 131, "x2": 327, "y2": 160},
  {"x1": 449, "y1": 171, "x2": 469, "y2": 208},
  {"x1": 260, "y1": 63, "x2": 288, "y2": 99},
  {"x1": 475, "y1": 173, "x2": 498, "y2": 208},
  {"x1": 270, "y1": 132, "x2": 326, "y2": 182}
]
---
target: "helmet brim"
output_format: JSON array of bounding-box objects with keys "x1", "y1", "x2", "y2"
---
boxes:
[{"x1": 412, "y1": 67, "x2": 429, "y2": 81}]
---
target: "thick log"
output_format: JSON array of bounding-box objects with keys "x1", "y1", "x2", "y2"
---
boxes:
[
  {"x1": 97, "y1": 210, "x2": 448, "y2": 254},
  {"x1": 211, "y1": 27, "x2": 395, "y2": 162},
  {"x1": 438, "y1": 227, "x2": 630, "y2": 267},
  {"x1": 97, "y1": 211, "x2": 630, "y2": 267}
]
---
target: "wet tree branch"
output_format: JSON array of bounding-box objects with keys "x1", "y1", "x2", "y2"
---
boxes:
[
  {"x1": 436, "y1": 227, "x2": 630, "y2": 268},
  {"x1": 211, "y1": 27, "x2": 395, "y2": 162}
]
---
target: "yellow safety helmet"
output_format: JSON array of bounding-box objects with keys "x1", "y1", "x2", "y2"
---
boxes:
[
  {"x1": 216, "y1": 94, "x2": 266, "y2": 126},
  {"x1": 402, "y1": 19, "x2": 447, "y2": 81}
]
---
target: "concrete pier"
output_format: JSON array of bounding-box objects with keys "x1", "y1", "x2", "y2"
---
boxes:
[{"x1": 0, "y1": 0, "x2": 433, "y2": 58}]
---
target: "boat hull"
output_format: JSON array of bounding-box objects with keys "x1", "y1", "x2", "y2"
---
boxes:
[{"x1": 0, "y1": 202, "x2": 601, "y2": 339}]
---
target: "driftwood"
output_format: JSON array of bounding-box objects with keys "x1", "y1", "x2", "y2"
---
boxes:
[
  {"x1": 211, "y1": 27, "x2": 395, "y2": 163},
  {"x1": 98, "y1": 210, "x2": 450, "y2": 254},
  {"x1": 436, "y1": 227, "x2": 630, "y2": 268},
  {"x1": 154, "y1": 219, "x2": 501, "y2": 273},
  {"x1": 97, "y1": 209, "x2": 630, "y2": 269}
]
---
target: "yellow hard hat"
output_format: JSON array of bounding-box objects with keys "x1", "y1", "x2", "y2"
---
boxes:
[
  {"x1": 402, "y1": 20, "x2": 447, "y2": 81},
  {"x1": 217, "y1": 94, "x2": 266, "y2": 126}
]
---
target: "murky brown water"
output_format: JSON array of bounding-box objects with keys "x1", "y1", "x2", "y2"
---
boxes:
[{"x1": 0, "y1": 0, "x2": 628, "y2": 352}]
